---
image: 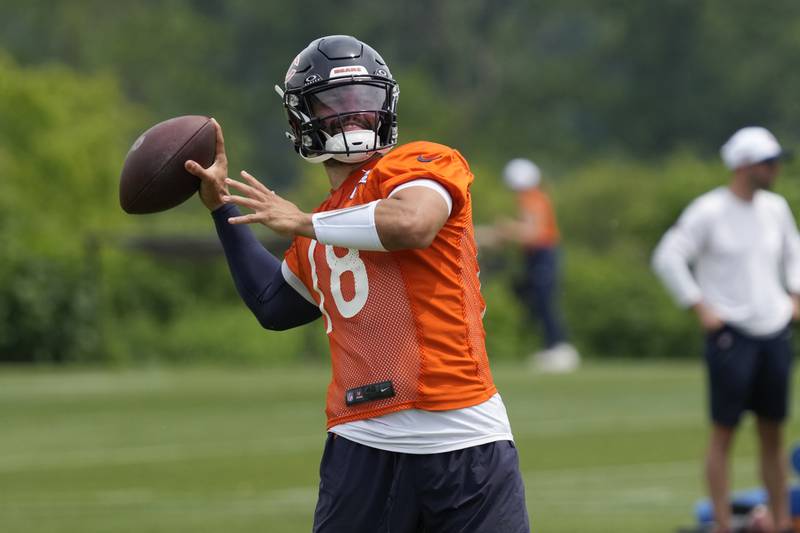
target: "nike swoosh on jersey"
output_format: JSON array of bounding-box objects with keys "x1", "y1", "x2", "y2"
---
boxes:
[{"x1": 417, "y1": 155, "x2": 441, "y2": 163}]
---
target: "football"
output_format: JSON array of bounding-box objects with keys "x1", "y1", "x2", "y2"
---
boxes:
[{"x1": 119, "y1": 115, "x2": 216, "y2": 214}]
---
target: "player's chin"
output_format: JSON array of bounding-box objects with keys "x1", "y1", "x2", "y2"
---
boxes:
[{"x1": 323, "y1": 158, "x2": 356, "y2": 168}]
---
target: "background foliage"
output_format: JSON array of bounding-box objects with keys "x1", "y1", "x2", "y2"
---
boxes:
[{"x1": 2, "y1": 0, "x2": 800, "y2": 363}]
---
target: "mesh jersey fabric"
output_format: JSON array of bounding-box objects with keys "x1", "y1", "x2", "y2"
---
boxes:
[{"x1": 283, "y1": 141, "x2": 497, "y2": 428}]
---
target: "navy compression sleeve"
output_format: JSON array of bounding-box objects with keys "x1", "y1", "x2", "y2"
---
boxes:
[{"x1": 212, "y1": 204, "x2": 320, "y2": 330}]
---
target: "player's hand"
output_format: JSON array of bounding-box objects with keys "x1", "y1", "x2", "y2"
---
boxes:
[
  {"x1": 692, "y1": 302, "x2": 724, "y2": 332},
  {"x1": 184, "y1": 118, "x2": 229, "y2": 211},
  {"x1": 222, "y1": 171, "x2": 313, "y2": 238},
  {"x1": 792, "y1": 294, "x2": 800, "y2": 321}
]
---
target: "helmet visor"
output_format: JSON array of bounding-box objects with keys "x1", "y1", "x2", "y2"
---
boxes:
[{"x1": 306, "y1": 83, "x2": 388, "y2": 133}]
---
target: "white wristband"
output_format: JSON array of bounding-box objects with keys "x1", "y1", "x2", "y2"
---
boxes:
[{"x1": 312, "y1": 200, "x2": 387, "y2": 251}]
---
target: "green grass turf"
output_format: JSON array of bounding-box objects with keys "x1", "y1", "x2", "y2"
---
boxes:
[{"x1": 1, "y1": 360, "x2": 798, "y2": 532}]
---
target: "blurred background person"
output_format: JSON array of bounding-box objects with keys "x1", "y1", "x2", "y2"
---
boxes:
[
  {"x1": 479, "y1": 158, "x2": 580, "y2": 373},
  {"x1": 652, "y1": 126, "x2": 800, "y2": 533}
]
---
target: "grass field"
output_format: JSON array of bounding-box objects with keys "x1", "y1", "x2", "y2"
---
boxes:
[{"x1": 2, "y1": 360, "x2": 799, "y2": 532}]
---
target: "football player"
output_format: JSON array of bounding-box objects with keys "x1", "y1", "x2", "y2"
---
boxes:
[{"x1": 186, "y1": 35, "x2": 530, "y2": 532}]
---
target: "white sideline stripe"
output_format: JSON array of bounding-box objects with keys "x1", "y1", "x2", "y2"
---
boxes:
[
  {"x1": 0, "y1": 468, "x2": 700, "y2": 516},
  {"x1": 0, "y1": 472, "x2": 689, "y2": 511},
  {"x1": 0, "y1": 488, "x2": 318, "y2": 516},
  {"x1": 0, "y1": 435, "x2": 325, "y2": 472},
  {"x1": 0, "y1": 371, "x2": 317, "y2": 395}
]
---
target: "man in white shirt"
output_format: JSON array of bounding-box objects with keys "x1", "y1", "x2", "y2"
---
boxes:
[{"x1": 652, "y1": 126, "x2": 800, "y2": 533}]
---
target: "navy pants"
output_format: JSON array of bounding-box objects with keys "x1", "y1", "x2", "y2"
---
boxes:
[
  {"x1": 312, "y1": 434, "x2": 530, "y2": 533},
  {"x1": 517, "y1": 246, "x2": 567, "y2": 349},
  {"x1": 704, "y1": 324, "x2": 794, "y2": 427}
]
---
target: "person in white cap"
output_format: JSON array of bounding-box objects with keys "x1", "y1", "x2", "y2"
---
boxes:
[
  {"x1": 652, "y1": 126, "x2": 800, "y2": 533},
  {"x1": 482, "y1": 158, "x2": 579, "y2": 372}
]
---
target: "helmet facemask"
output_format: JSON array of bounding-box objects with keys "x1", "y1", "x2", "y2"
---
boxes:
[{"x1": 280, "y1": 78, "x2": 399, "y2": 163}]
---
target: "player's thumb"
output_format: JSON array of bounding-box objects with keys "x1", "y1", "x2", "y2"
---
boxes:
[{"x1": 185, "y1": 159, "x2": 211, "y2": 180}]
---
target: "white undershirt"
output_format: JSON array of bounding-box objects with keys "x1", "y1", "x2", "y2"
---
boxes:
[
  {"x1": 652, "y1": 186, "x2": 800, "y2": 336},
  {"x1": 330, "y1": 393, "x2": 514, "y2": 454}
]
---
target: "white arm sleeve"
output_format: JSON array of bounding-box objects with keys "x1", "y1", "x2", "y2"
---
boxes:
[
  {"x1": 312, "y1": 200, "x2": 387, "y2": 251},
  {"x1": 651, "y1": 205, "x2": 706, "y2": 308},
  {"x1": 779, "y1": 199, "x2": 800, "y2": 294}
]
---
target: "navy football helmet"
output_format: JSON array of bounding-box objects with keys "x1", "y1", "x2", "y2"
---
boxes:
[{"x1": 277, "y1": 35, "x2": 399, "y2": 163}]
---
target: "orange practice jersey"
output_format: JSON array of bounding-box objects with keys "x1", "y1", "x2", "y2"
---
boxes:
[
  {"x1": 284, "y1": 141, "x2": 497, "y2": 428},
  {"x1": 518, "y1": 188, "x2": 560, "y2": 248}
]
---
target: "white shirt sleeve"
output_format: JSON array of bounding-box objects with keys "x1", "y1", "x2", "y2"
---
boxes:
[
  {"x1": 651, "y1": 202, "x2": 707, "y2": 308},
  {"x1": 388, "y1": 179, "x2": 453, "y2": 216},
  {"x1": 779, "y1": 198, "x2": 800, "y2": 295}
]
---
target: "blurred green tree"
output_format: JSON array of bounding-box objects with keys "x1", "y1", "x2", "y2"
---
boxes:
[
  {"x1": 4, "y1": 0, "x2": 799, "y2": 175},
  {"x1": 0, "y1": 53, "x2": 140, "y2": 361}
]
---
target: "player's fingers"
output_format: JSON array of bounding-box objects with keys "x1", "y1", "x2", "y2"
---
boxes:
[
  {"x1": 221, "y1": 194, "x2": 261, "y2": 210},
  {"x1": 211, "y1": 118, "x2": 227, "y2": 163},
  {"x1": 227, "y1": 213, "x2": 259, "y2": 225},
  {"x1": 225, "y1": 177, "x2": 262, "y2": 199},
  {"x1": 241, "y1": 170, "x2": 273, "y2": 194}
]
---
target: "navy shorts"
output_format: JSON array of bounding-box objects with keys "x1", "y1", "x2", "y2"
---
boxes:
[
  {"x1": 312, "y1": 434, "x2": 530, "y2": 533},
  {"x1": 704, "y1": 324, "x2": 794, "y2": 427}
]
